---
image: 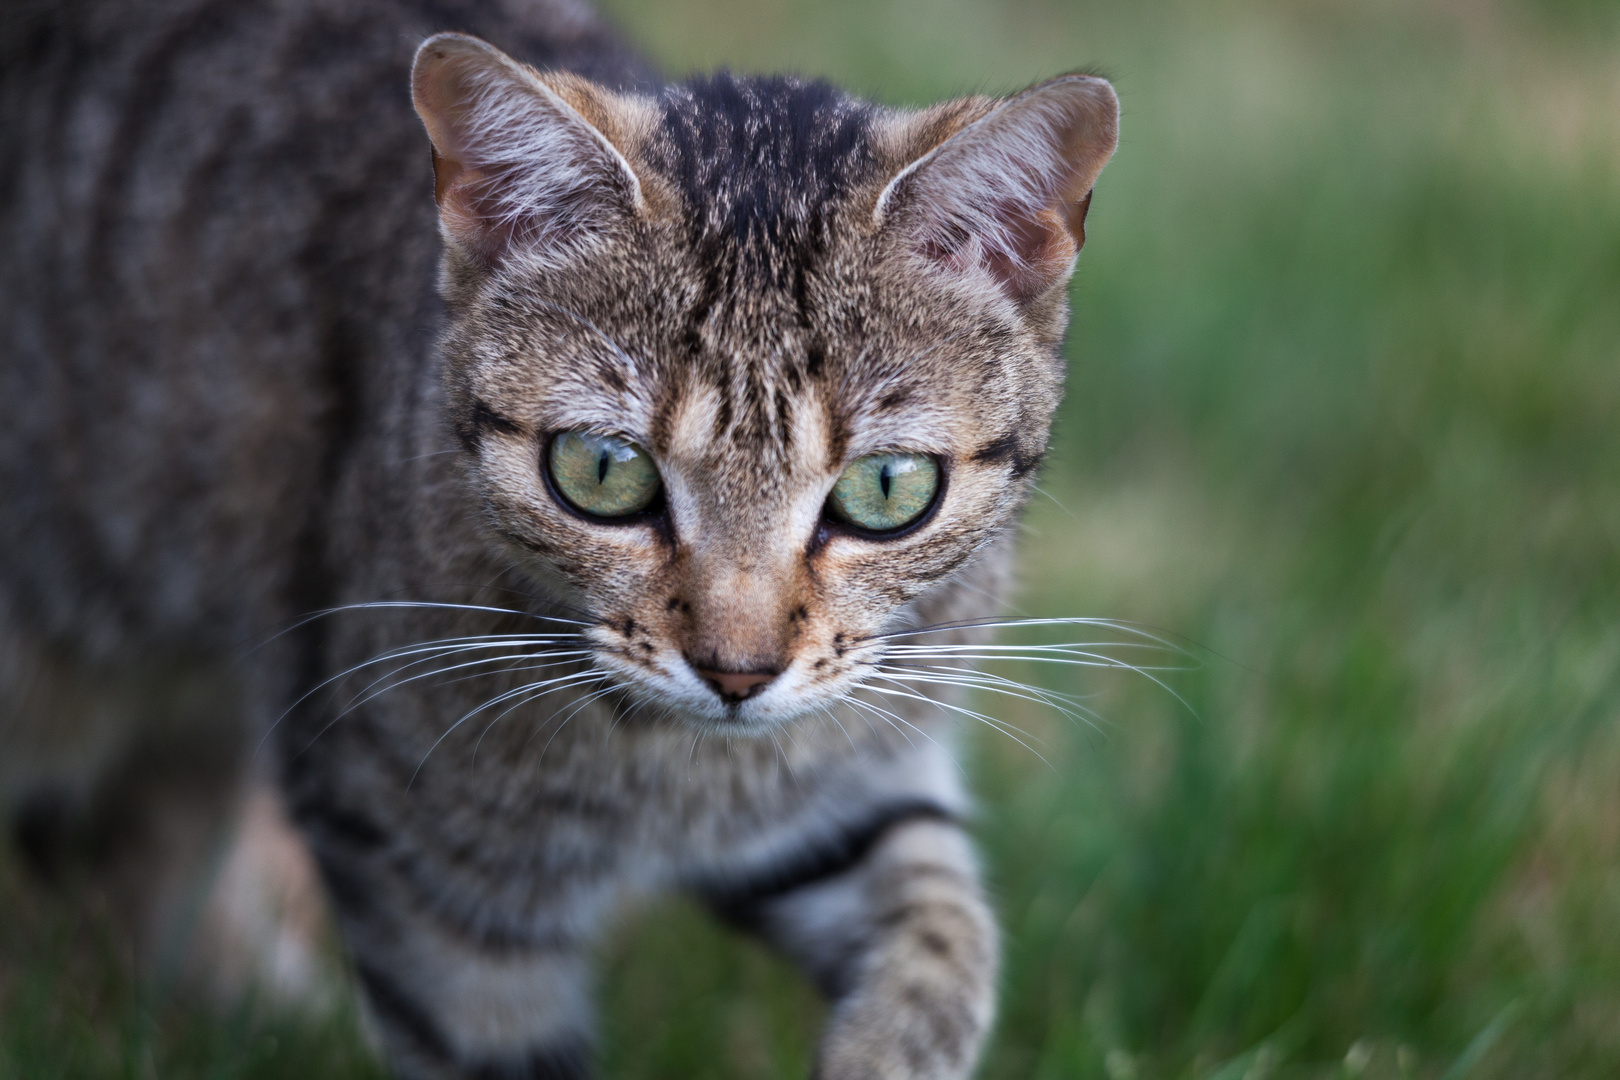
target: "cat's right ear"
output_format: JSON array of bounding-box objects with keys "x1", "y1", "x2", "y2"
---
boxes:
[{"x1": 411, "y1": 34, "x2": 643, "y2": 269}]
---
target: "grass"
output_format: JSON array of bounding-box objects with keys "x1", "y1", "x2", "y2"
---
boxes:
[{"x1": 4, "y1": 0, "x2": 1618, "y2": 1076}]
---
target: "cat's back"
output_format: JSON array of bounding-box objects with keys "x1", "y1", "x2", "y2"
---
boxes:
[{"x1": 0, "y1": 0, "x2": 650, "y2": 653}]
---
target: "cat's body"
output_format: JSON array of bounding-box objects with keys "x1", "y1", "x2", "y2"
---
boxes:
[{"x1": 0, "y1": 2, "x2": 1116, "y2": 1077}]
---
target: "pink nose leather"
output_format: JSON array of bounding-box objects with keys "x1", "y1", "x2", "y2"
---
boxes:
[{"x1": 695, "y1": 668, "x2": 777, "y2": 702}]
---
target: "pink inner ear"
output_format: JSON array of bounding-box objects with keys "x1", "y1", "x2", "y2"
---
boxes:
[
  {"x1": 413, "y1": 34, "x2": 640, "y2": 270},
  {"x1": 430, "y1": 148, "x2": 463, "y2": 206},
  {"x1": 436, "y1": 162, "x2": 542, "y2": 269},
  {"x1": 980, "y1": 203, "x2": 1080, "y2": 303},
  {"x1": 890, "y1": 75, "x2": 1117, "y2": 304},
  {"x1": 916, "y1": 197, "x2": 1081, "y2": 303}
]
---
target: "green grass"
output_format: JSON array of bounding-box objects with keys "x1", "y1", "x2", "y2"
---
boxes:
[
  {"x1": 6, "y1": 0, "x2": 1618, "y2": 1076},
  {"x1": 0, "y1": 862, "x2": 386, "y2": 1080}
]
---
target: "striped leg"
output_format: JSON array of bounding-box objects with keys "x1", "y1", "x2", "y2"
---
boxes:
[
  {"x1": 293, "y1": 805, "x2": 599, "y2": 1080},
  {"x1": 337, "y1": 902, "x2": 595, "y2": 1080},
  {"x1": 710, "y1": 809, "x2": 999, "y2": 1080}
]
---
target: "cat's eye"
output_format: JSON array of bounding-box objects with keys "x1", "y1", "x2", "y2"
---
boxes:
[
  {"x1": 826, "y1": 453, "x2": 941, "y2": 535},
  {"x1": 547, "y1": 431, "x2": 662, "y2": 519}
]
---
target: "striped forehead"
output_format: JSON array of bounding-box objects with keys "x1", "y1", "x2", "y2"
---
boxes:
[
  {"x1": 657, "y1": 366, "x2": 833, "y2": 475},
  {"x1": 647, "y1": 72, "x2": 878, "y2": 268}
]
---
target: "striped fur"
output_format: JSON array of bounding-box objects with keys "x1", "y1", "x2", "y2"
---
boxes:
[{"x1": 0, "y1": 3, "x2": 1117, "y2": 1078}]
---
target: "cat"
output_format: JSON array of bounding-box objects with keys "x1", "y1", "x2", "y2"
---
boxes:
[{"x1": 0, "y1": 0, "x2": 1117, "y2": 1077}]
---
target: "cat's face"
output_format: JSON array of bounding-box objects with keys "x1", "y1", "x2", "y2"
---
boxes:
[{"x1": 413, "y1": 36, "x2": 1116, "y2": 730}]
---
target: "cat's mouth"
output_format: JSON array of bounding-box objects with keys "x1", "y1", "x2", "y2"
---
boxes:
[{"x1": 586, "y1": 638, "x2": 875, "y2": 731}]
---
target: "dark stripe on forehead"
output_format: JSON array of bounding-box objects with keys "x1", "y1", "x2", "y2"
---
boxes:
[{"x1": 649, "y1": 73, "x2": 878, "y2": 266}]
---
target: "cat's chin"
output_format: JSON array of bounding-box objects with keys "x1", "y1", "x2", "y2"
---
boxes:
[
  {"x1": 667, "y1": 709, "x2": 802, "y2": 737},
  {"x1": 630, "y1": 692, "x2": 840, "y2": 737}
]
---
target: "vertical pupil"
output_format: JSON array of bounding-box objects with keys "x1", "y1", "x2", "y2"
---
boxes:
[
  {"x1": 879, "y1": 462, "x2": 892, "y2": 500},
  {"x1": 597, "y1": 451, "x2": 611, "y2": 485}
]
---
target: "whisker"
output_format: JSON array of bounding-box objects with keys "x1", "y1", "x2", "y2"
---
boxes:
[
  {"x1": 409, "y1": 584, "x2": 602, "y2": 627},
  {"x1": 527, "y1": 673, "x2": 623, "y2": 748},
  {"x1": 399, "y1": 447, "x2": 461, "y2": 463},
  {"x1": 770, "y1": 728, "x2": 796, "y2": 782},
  {"x1": 253, "y1": 600, "x2": 592, "y2": 659},
  {"x1": 838, "y1": 699, "x2": 879, "y2": 744},
  {"x1": 292, "y1": 651, "x2": 594, "y2": 759},
  {"x1": 841, "y1": 695, "x2": 918, "y2": 751},
  {"x1": 611, "y1": 695, "x2": 660, "y2": 735},
  {"x1": 880, "y1": 648, "x2": 1187, "y2": 674},
  {"x1": 838, "y1": 697, "x2": 969, "y2": 780},
  {"x1": 1030, "y1": 482, "x2": 1081, "y2": 522},
  {"x1": 900, "y1": 663, "x2": 1114, "y2": 725},
  {"x1": 873, "y1": 665, "x2": 1101, "y2": 730},
  {"x1": 845, "y1": 692, "x2": 963, "y2": 759},
  {"x1": 863, "y1": 616, "x2": 1188, "y2": 650},
  {"x1": 319, "y1": 649, "x2": 593, "y2": 738},
  {"x1": 873, "y1": 647, "x2": 1197, "y2": 715},
  {"x1": 258, "y1": 632, "x2": 587, "y2": 751},
  {"x1": 315, "y1": 600, "x2": 591, "y2": 626},
  {"x1": 882, "y1": 640, "x2": 1175, "y2": 656},
  {"x1": 863, "y1": 680, "x2": 1052, "y2": 766},
  {"x1": 336, "y1": 639, "x2": 589, "y2": 695},
  {"x1": 815, "y1": 703, "x2": 861, "y2": 756},
  {"x1": 473, "y1": 670, "x2": 614, "y2": 765},
  {"x1": 532, "y1": 680, "x2": 623, "y2": 767},
  {"x1": 425, "y1": 651, "x2": 598, "y2": 695},
  {"x1": 409, "y1": 670, "x2": 611, "y2": 787}
]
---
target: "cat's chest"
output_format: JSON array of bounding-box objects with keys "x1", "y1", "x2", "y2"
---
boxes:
[{"x1": 420, "y1": 716, "x2": 965, "y2": 890}]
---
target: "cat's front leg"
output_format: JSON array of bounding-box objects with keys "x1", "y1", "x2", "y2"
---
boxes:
[
  {"x1": 318, "y1": 869, "x2": 597, "y2": 1080},
  {"x1": 719, "y1": 812, "x2": 999, "y2": 1080}
]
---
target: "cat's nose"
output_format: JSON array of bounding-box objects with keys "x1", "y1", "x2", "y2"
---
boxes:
[{"x1": 692, "y1": 666, "x2": 778, "y2": 702}]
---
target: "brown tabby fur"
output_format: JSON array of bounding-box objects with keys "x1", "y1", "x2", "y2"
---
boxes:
[{"x1": 0, "y1": 1, "x2": 1117, "y2": 1077}]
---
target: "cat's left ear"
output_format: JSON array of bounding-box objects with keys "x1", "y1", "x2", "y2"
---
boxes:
[
  {"x1": 876, "y1": 75, "x2": 1119, "y2": 304},
  {"x1": 411, "y1": 33, "x2": 644, "y2": 268}
]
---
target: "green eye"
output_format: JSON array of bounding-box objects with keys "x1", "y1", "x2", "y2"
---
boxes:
[
  {"x1": 547, "y1": 431, "x2": 662, "y2": 518},
  {"x1": 827, "y1": 453, "x2": 940, "y2": 534}
]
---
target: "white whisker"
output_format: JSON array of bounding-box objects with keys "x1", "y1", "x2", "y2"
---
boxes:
[
  {"x1": 863, "y1": 680, "x2": 1051, "y2": 766},
  {"x1": 882, "y1": 650, "x2": 1182, "y2": 673},
  {"x1": 815, "y1": 703, "x2": 861, "y2": 755},
  {"x1": 872, "y1": 645, "x2": 1196, "y2": 715},
  {"x1": 873, "y1": 665, "x2": 1101, "y2": 731},
  {"x1": 841, "y1": 696, "x2": 971, "y2": 779},
  {"x1": 258, "y1": 632, "x2": 586, "y2": 751},
  {"x1": 905, "y1": 663, "x2": 1114, "y2": 729},
  {"x1": 410, "y1": 670, "x2": 611, "y2": 787},
  {"x1": 528, "y1": 677, "x2": 622, "y2": 765},
  {"x1": 865, "y1": 616, "x2": 1187, "y2": 650},
  {"x1": 473, "y1": 670, "x2": 613, "y2": 765},
  {"x1": 254, "y1": 600, "x2": 592, "y2": 657},
  {"x1": 307, "y1": 649, "x2": 595, "y2": 751},
  {"x1": 295, "y1": 658, "x2": 595, "y2": 761},
  {"x1": 841, "y1": 695, "x2": 918, "y2": 750}
]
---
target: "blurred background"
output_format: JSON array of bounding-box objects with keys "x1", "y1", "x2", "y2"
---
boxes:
[{"x1": 3, "y1": 0, "x2": 1617, "y2": 1077}]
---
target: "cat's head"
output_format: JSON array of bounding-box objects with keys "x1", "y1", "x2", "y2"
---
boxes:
[{"x1": 411, "y1": 34, "x2": 1117, "y2": 731}]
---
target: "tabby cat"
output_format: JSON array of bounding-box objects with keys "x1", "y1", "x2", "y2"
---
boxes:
[{"x1": 0, "y1": 0, "x2": 1117, "y2": 1076}]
